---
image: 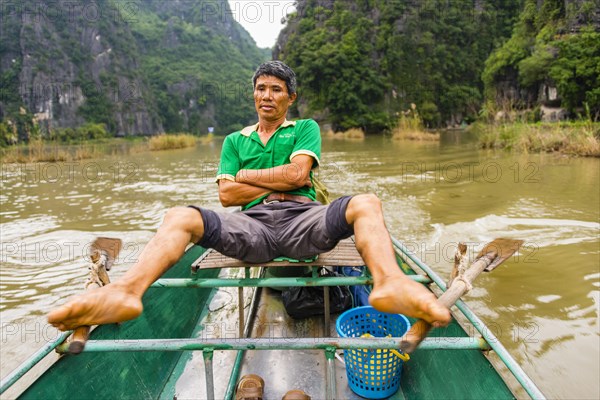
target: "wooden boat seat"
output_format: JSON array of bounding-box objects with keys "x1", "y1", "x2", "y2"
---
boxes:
[
  {"x1": 191, "y1": 238, "x2": 365, "y2": 272},
  {"x1": 190, "y1": 238, "x2": 366, "y2": 338}
]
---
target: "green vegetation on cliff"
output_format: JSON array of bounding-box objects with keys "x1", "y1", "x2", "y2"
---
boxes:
[
  {"x1": 3, "y1": 0, "x2": 598, "y2": 149},
  {"x1": 482, "y1": 0, "x2": 600, "y2": 118},
  {"x1": 279, "y1": 0, "x2": 522, "y2": 131},
  {"x1": 0, "y1": 0, "x2": 268, "y2": 144},
  {"x1": 126, "y1": 1, "x2": 267, "y2": 134},
  {"x1": 278, "y1": 0, "x2": 599, "y2": 131}
]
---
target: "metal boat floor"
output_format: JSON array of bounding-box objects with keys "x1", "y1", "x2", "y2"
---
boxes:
[{"x1": 239, "y1": 287, "x2": 365, "y2": 400}]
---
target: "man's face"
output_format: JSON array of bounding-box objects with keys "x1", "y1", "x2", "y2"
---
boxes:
[{"x1": 254, "y1": 75, "x2": 297, "y2": 122}]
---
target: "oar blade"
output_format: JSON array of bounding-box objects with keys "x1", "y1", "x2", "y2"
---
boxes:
[
  {"x1": 402, "y1": 238, "x2": 525, "y2": 354},
  {"x1": 477, "y1": 238, "x2": 524, "y2": 272},
  {"x1": 91, "y1": 237, "x2": 122, "y2": 271}
]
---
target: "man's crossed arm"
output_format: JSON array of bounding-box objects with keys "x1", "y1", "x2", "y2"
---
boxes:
[{"x1": 218, "y1": 155, "x2": 314, "y2": 207}]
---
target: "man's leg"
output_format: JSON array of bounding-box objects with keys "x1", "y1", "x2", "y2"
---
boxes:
[
  {"x1": 47, "y1": 207, "x2": 205, "y2": 331},
  {"x1": 346, "y1": 194, "x2": 451, "y2": 326}
]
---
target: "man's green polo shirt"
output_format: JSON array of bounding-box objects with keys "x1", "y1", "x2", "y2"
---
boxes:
[{"x1": 216, "y1": 119, "x2": 321, "y2": 210}]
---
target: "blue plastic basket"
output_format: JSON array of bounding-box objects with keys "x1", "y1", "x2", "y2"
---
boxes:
[{"x1": 336, "y1": 306, "x2": 411, "y2": 399}]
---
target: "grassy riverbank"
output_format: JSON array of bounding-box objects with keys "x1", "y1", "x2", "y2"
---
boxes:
[
  {"x1": 392, "y1": 128, "x2": 440, "y2": 141},
  {"x1": 148, "y1": 134, "x2": 199, "y2": 151},
  {"x1": 0, "y1": 134, "x2": 212, "y2": 163},
  {"x1": 475, "y1": 121, "x2": 600, "y2": 157},
  {"x1": 392, "y1": 105, "x2": 440, "y2": 141},
  {"x1": 322, "y1": 127, "x2": 366, "y2": 140},
  {"x1": 0, "y1": 139, "x2": 105, "y2": 163}
]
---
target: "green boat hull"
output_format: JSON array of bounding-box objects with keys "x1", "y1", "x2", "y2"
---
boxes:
[{"x1": 18, "y1": 245, "x2": 516, "y2": 399}]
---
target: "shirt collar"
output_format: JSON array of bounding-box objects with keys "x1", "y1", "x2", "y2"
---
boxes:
[{"x1": 240, "y1": 119, "x2": 296, "y2": 137}]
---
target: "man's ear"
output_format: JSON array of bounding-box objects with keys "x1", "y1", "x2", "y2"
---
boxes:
[{"x1": 289, "y1": 92, "x2": 297, "y2": 105}]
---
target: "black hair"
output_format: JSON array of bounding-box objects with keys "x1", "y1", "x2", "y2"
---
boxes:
[{"x1": 252, "y1": 61, "x2": 297, "y2": 95}]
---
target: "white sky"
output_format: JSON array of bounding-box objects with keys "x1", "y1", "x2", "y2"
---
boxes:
[{"x1": 228, "y1": 1, "x2": 296, "y2": 48}]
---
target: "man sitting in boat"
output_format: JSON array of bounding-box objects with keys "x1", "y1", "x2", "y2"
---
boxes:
[{"x1": 47, "y1": 61, "x2": 451, "y2": 332}]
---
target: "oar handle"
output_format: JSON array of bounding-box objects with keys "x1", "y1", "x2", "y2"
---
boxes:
[
  {"x1": 69, "y1": 326, "x2": 91, "y2": 354},
  {"x1": 401, "y1": 253, "x2": 496, "y2": 354}
]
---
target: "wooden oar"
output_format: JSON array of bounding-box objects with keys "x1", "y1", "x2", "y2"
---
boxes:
[
  {"x1": 401, "y1": 238, "x2": 524, "y2": 354},
  {"x1": 68, "y1": 237, "x2": 122, "y2": 355}
]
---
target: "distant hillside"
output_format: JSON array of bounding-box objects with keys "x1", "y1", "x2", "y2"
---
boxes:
[
  {"x1": 275, "y1": 0, "x2": 599, "y2": 131},
  {"x1": 482, "y1": 0, "x2": 600, "y2": 119},
  {"x1": 275, "y1": 0, "x2": 522, "y2": 131},
  {"x1": 127, "y1": 0, "x2": 267, "y2": 134},
  {"x1": 0, "y1": 0, "x2": 268, "y2": 141}
]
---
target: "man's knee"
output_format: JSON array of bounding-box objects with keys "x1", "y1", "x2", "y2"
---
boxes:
[
  {"x1": 163, "y1": 207, "x2": 204, "y2": 236},
  {"x1": 347, "y1": 193, "x2": 383, "y2": 220}
]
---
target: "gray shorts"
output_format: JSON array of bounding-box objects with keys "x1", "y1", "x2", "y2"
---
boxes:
[{"x1": 190, "y1": 196, "x2": 354, "y2": 263}]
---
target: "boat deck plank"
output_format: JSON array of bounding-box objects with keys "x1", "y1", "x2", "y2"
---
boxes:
[{"x1": 192, "y1": 238, "x2": 365, "y2": 269}]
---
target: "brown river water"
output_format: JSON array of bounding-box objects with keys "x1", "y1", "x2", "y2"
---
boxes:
[{"x1": 1, "y1": 133, "x2": 599, "y2": 399}]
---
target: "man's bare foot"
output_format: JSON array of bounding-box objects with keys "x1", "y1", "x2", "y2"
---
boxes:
[
  {"x1": 47, "y1": 283, "x2": 143, "y2": 331},
  {"x1": 369, "y1": 274, "x2": 451, "y2": 326}
]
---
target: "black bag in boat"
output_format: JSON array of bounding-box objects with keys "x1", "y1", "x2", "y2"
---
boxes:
[{"x1": 281, "y1": 268, "x2": 352, "y2": 319}]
